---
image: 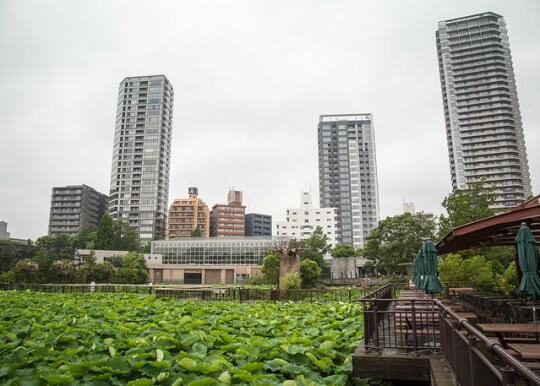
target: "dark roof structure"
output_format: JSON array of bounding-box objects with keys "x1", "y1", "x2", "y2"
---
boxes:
[{"x1": 436, "y1": 195, "x2": 540, "y2": 254}]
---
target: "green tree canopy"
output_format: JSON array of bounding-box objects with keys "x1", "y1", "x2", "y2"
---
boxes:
[
  {"x1": 261, "y1": 251, "x2": 281, "y2": 285},
  {"x1": 112, "y1": 220, "x2": 140, "y2": 251},
  {"x1": 94, "y1": 213, "x2": 115, "y2": 250},
  {"x1": 363, "y1": 213, "x2": 436, "y2": 274},
  {"x1": 438, "y1": 180, "x2": 497, "y2": 238},
  {"x1": 438, "y1": 253, "x2": 497, "y2": 290},
  {"x1": 191, "y1": 227, "x2": 202, "y2": 237},
  {"x1": 300, "y1": 259, "x2": 321, "y2": 288},
  {"x1": 298, "y1": 227, "x2": 331, "y2": 278},
  {"x1": 331, "y1": 245, "x2": 359, "y2": 258}
]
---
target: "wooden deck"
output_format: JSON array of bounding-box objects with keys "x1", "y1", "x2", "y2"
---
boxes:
[{"x1": 353, "y1": 288, "x2": 457, "y2": 385}]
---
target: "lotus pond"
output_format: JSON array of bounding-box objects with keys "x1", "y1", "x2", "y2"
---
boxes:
[{"x1": 0, "y1": 291, "x2": 366, "y2": 385}]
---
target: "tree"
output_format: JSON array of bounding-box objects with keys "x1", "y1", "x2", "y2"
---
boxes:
[
  {"x1": 300, "y1": 259, "x2": 321, "y2": 288},
  {"x1": 191, "y1": 227, "x2": 202, "y2": 237},
  {"x1": 261, "y1": 251, "x2": 281, "y2": 285},
  {"x1": 94, "y1": 213, "x2": 114, "y2": 250},
  {"x1": 299, "y1": 227, "x2": 331, "y2": 278},
  {"x1": 12, "y1": 259, "x2": 38, "y2": 283},
  {"x1": 71, "y1": 225, "x2": 96, "y2": 249},
  {"x1": 438, "y1": 253, "x2": 497, "y2": 290},
  {"x1": 52, "y1": 260, "x2": 74, "y2": 283},
  {"x1": 331, "y1": 245, "x2": 358, "y2": 258},
  {"x1": 111, "y1": 252, "x2": 148, "y2": 284},
  {"x1": 438, "y1": 180, "x2": 497, "y2": 238},
  {"x1": 112, "y1": 220, "x2": 140, "y2": 251},
  {"x1": 363, "y1": 213, "x2": 436, "y2": 274}
]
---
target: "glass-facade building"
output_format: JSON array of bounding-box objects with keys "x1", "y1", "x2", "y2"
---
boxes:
[
  {"x1": 318, "y1": 114, "x2": 380, "y2": 248},
  {"x1": 436, "y1": 12, "x2": 532, "y2": 208},
  {"x1": 108, "y1": 75, "x2": 174, "y2": 241},
  {"x1": 151, "y1": 237, "x2": 274, "y2": 265}
]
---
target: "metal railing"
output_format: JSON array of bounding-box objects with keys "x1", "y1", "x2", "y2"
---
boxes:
[
  {"x1": 0, "y1": 283, "x2": 154, "y2": 294},
  {"x1": 155, "y1": 286, "x2": 378, "y2": 303},
  {"x1": 359, "y1": 285, "x2": 540, "y2": 385}
]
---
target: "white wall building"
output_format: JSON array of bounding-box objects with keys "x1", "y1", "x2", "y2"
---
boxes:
[{"x1": 275, "y1": 192, "x2": 338, "y2": 246}]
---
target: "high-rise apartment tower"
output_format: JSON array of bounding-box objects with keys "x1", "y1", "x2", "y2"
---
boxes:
[
  {"x1": 168, "y1": 187, "x2": 210, "y2": 238},
  {"x1": 108, "y1": 75, "x2": 174, "y2": 242},
  {"x1": 318, "y1": 114, "x2": 380, "y2": 248},
  {"x1": 436, "y1": 12, "x2": 532, "y2": 208}
]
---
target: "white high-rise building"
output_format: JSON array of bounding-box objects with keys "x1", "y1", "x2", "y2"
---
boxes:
[
  {"x1": 318, "y1": 114, "x2": 380, "y2": 248},
  {"x1": 108, "y1": 75, "x2": 174, "y2": 242},
  {"x1": 275, "y1": 192, "x2": 338, "y2": 246},
  {"x1": 436, "y1": 12, "x2": 532, "y2": 208}
]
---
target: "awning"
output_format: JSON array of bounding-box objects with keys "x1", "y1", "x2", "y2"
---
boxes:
[{"x1": 436, "y1": 195, "x2": 540, "y2": 254}]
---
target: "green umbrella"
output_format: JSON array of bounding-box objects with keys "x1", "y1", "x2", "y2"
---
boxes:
[
  {"x1": 420, "y1": 240, "x2": 443, "y2": 295},
  {"x1": 412, "y1": 252, "x2": 421, "y2": 288},
  {"x1": 516, "y1": 225, "x2": 540, "y2": 301},
  {"x1": 416, "y1": 249, "x2": 426, "y2": 290}
]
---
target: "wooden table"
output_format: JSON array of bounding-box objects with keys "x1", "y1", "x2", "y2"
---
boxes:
[
  {"x1": 455, "y1": 312, "x2": 477, "y2": 320},
  {"x1": 507, "y1": 343, "x2": 540, "y2": 360}
]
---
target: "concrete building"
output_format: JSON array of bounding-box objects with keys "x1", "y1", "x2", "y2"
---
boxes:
[
  {"x1": 327, "y1": 257, "x2": 368, "y2": 279},
  {"x1": 108, "y1": 75, "x2": 174, "y2": 242},
  {"x1": 210, "y1": 190, "x2": 246, "y2": 237},
  {"x1": 245, "y1": 213, "x2": 272, "y2": 236},
  {"x1": 0, "y1": 221, "x2": 9, "y2": 240},
  {"x1": 48, "y1": 185, "x2": 108, "y2": 236},
  {"x1": 436, "y1": 12, "x2": 532, "y2": 209},
  {"x1": 167, "y1": 187, "x2": 210, "y2": 238},
  {"x1": 318, "y1": 114, "x2": 380, "y2": 248},
  {"x1": 149, "y1": 237, "x2": 273, "y2": 284},
  {"x1": 275, "y1": 192, "x2": 338, "y2": 246}
]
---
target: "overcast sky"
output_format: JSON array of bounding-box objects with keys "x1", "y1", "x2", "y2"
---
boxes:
[{"x1": 1, "y1": 0, "x2": 538, "y2": 241}]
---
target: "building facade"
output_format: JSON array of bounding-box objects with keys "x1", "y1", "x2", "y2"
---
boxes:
[
  {"x1": 149, "y1": 237, "x2": 273, "y2": 284},
  {"x1": 108, "y1": 75, "x2": 174, "y2": 242},
  {"x1": 48, "y1": 185, "x2": 108, "y2": 236},
  {"x1": 245, "y1": 213, "x2": 272, "y2": 236},
  {"x1": 436, "y1": 12, "x2": 532, "y2": 208},
  {"x1": 275, "y1": 192, "x2": 338, "y2": 246},
  {"x1": 210, "y1": 190, "x2": 246, "y2": 237},
  {"x1": 0, "y1": 221, "x2": 9, "y2": 240},
  {"x1": 318, "y1": 114, "x2": 380, "y2": 248},
  {"x1": 167, "y1": 187, "x2": 210, "y2": 238}
]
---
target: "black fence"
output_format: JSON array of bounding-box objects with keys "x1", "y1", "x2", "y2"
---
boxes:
[
  {"x1": 0, "y1": 283, "x2": 154, "y2": 294},
  {"x1": 155, "y1": 286, "x2": 379, "y2": 303}
]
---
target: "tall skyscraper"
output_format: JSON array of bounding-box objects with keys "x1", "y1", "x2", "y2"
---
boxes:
[
  {"x1": 108, "y1": 75, "x2": 174, "y2": 242},
  {"x1": 49, "y1": 184, "x2": 108, "y2": 236},
  {"x1": 318, "y1": 114, "x2": 380, "y2": 248},
  {"x1": 436, "y1": 12, "x2": 532, "y2": 208}
]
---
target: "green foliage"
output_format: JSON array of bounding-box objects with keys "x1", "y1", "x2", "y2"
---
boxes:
[
  {"x1": 300, "y1": 260, "x2": 322, "y2": 288},
  {"x1": 298, "y1": 227, "x2": 331, "y2": 278},
  {"x1": 191, "y1": 227, "x2": 202, "y2": 237},
  {"x1": 94, "y1": 213, "x2": 115, "y2": 250},
  {"x1": 498, "y1": 261, "x2": 518, "y2": 295},
  {"x1": 438, "y1": 180, "x2": 497, "y2": 238},
  {"x1": 438, "y1": 253, "x2": 498, "y2": 290},
  {"x1": 0, "y1": 292, "x2": 365, "y2": 384},
  {"x1": 261, "y1": 251, "x2": 281, "y2": 285},
  {"x1": 110, "y1": 252, "x2": 148, "y2": 284},
  {"x1": 363, "y1": 213, "x2": 436, "y2": 274},
  {"x1": 71, "y1": 225, "x2": 96, "y2": 249},
  {"x1": 330, "y1": 245, "x2": 359, "y2": 258},
  {"x1": 242, "y1": 275, "x2": 268, "y2": 285},
  {"x1": 11, "y1": 259, "x2": 38, "y2": 283},
  {"x1": 280, "y1": 272, "x2": 301, "y2": 289},
  {"x1": 112, "y1": 220, "x2": 140, "y2": 251}
]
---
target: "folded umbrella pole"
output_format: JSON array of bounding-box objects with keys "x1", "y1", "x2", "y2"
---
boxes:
[{"x1": 516, "y1": 224, "x2": 540, "y2": 325}]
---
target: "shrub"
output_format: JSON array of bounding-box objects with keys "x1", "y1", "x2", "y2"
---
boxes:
[{"x1": 280, "y1": 272, "x2": 301, "y2": 289}]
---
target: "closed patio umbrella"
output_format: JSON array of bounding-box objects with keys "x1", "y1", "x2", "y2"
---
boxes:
[
  {"x1": 416, "y1": 249, "x2": 426, "y2": 290},
  {"x1": 420, "y1": 240, "x2": 443, "y2": 295},
  {"x1": 412, "y1": 253, "x2": 419, "y2": 288},
  {"x1": 516, "y1": 225, "x2": 540, "y2": 300}
]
